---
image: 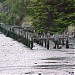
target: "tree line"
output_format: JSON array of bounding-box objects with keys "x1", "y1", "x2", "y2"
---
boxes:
[{"x1": 0, "y1": 0, "x2": 75, "y2": 34}]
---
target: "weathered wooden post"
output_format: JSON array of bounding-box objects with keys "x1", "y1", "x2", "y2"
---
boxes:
[
  {"x1": 62, "y1": 38, "x2": 65, "y2": 45},
  {"x1": 38, "y1": 73, "x2": 41, "y2": 75},
  {"x1": 27, "y1": 32, "x2": 30, "y2": 47},
  {"x1": 61, "y1": 34, "x2": 65, "y2": 45},
  {"x1": 31, "y1": 38, "x2": 33, "y2": 49},
  {"x1": 30, "y1": 35, "x2": 33, "y2": 50},
  {"x1": 18, "y1": 29, "x2": 20, "y2": 42},
  {"x1": 36, "y1": 35, "x2": 39, "y2": 44},
  {"x1": 41, "y1": 40, "x2": 43, "y2": 46},
  {"x1": 14, "y1": 30, "x2": 18, "y2": 40},
  {"x1": 40, "y1": 34, "x2": 43, "y2": 46},
  {"x1": 8, "y1": 27, "x2": 11, "y2": 37},
  {"x1": 16, "y1": 29, "x2": 19, "y2": 41},
  {"x1": 66, "y1": 37, "x2": 69, "y2": 48},
  {"x1": 20, "y1": 30, "x2": 23, "y2": 43},
  {"x1": 23, "y1": 30, "x2": 26, "y2": 45},
  {"x1": 15, "y1": 28, "x2": 18, "y2": 40},
  {"x1": 21, "y1": 30, "x2": 25, "y2": 44},
  {"x1": 45, "y1": 39, "x2": 47, "y2": 48},
  {"x1": 0, "y1": 25, "x2": 1, "y2": 32},
  {"x1": 18, "y1": 29, "x2": 21, "y2": 42},
  {"x1": 62, "y1": 33, "x2": 65, "y2": 45},
  {"x1": 4, "y1": 26, "x2": 7, "y2": 35},
  {"x1": 66, "y1": 32, "x2": 69, "y2": 48},
  {"x1": 39, "y1": 35, "x2": 41, "y2": 45},
  {"x1": 12, "y1": 28, "x2": 16, "y2": 40},
  {"x1": 53, "y1": 33, "x2": 59, "y2": 49},
  {"x1": 15, "y1": 28, "x2": 19, "y2": 41},
  {"x1": 43, "y1": 33, "x2": 46, "y2": 47},
  {"x1": 74, "y1": 29, "x2": 75, "y2": 38},
  {"x1": 59, "y1": 35, "x2": 65, "y2": 46},
  {"x1": 39, "y1": 34, "x2": 43, "y2": 46},
  {"x1": 7, "y1": 30, "x2": 10, "y2": 37},
  {"x1": 25, "y1": 31, "x2": 28, "y2": 46},
  {"x1": 59, "y1": 38, "x2": 61, "y2": 45},
  {"x1": 20, "y1": 29, "x2": 23, "y2": 42},
  {"x1": 47, "y1": 33, "x2": 50, "y2": 49},
  {"x1": 28, "y1": 32, "x2": 31, "y2": 47},
  {"x1": 33, "y1": 30, "x2": 36, "y2": 43},
  {"x1": 47, "y1": 39, "x2": 49, "y2": 49}
]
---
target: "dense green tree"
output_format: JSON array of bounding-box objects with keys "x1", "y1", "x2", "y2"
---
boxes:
[
  {"x1": 32, "y1": 0, "x2": 75, "y2": 34},
  {"x1": 32, "y1": 0, "x2": 55, "y2": 33},
  {"x1": 0, "y1": 0, "x2": 75, "y2": 34},
  {"x1": 0, "y1": 0, "x2": 31, "y2": 25},
  {"x1": 0, "y1": 0, "x2": 6, "y2": 3},
  {"x1": 54, "y1": 0, "x2": 75, "y2": 33}
]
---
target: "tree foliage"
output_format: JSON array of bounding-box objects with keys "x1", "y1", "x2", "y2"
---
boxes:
[
  {"x1": 32, "y1": 0, "x2": 75, "y2": 34},
  {"x1": 0, "y1": 0, "x2": 6, "y2": 3},
  {"x1": 0, "y1": 0, "x2": 75, "y2": 34},
  {"x1": 0, "y1": 0, "x2": 30, "y2": 25}
]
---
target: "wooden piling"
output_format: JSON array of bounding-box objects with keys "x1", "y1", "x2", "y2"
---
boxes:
[
  {"x1": 74, "y1": 29, "x2": 75, "y2": 38},
  {"x1": 66, "y1": 37, "x2": 69, "y2": 48},
  {"x1": 41, "y1": 39, "x2": 43, "y2": 46},
  {"x1": 47, "y1": 39, "x2": 49, "y2": 49},
  {"x1": 40, "y1": 35, "x2": 43, "y2": 46},
  {"x1": 30, "y1": 37, "x2": 33, "y2": 49},
  {"x1": 62, "y1": 38, "x2": 65, "y2": 45},
  {"x1": 45, "y1": 39, "x2": 47, "y2": 48},
  {"x1": 59, "y1": 38, "x2": 61, "y2": 45}
]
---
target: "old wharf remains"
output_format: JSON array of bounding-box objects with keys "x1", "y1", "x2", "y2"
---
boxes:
[{"x1": 0, "y1": 23, "x2": 75, "y2": 49}]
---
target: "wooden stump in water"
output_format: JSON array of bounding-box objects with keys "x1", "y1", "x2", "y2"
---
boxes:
[
  {"x1": 66, "y1": 37, "x2": 69, "y2": 48},
  {"x1": 47, "y1": 39, "x2": 49, "y2": 49},
  {"x1": 62, "y1": 39, "x2": 65, "y2": 45},
  {"x1": 30, "y1": 37, "x2": 33, "y2": 49},
  {"x1": 45, "y1": 39, "x2": 47, "y2": 48},
  {"x1": 41, "y1": 40, "x2": 43, "y2": 46}
]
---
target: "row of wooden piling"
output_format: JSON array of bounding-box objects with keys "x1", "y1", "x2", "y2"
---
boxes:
[
  {"x1": 0, "y1": 24, "x2": 75, "y2": 49},
  {"x1": 0, "y1": 24, "x2": 34, "y2": 49},
  {"x1": 34, "y1": 35, "x2": 69, "y2": 49}
]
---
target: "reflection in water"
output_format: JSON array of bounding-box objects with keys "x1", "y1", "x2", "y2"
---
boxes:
[{"x1": 0, "y1": 33, "x2": 75, "y2": 75}]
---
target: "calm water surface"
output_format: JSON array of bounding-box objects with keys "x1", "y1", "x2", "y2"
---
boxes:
[{"x1": 0, "y1": 33, "x2": 75, "y2": 75}]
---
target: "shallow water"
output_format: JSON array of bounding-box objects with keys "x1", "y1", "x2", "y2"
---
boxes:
[{"x1": 0, "y1": 33, "x2": 75, "y2": 75}]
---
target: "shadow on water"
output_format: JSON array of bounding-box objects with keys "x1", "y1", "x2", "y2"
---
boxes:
[{"x1": 41, "y1": 57, "x2": 69, "y2": 60}]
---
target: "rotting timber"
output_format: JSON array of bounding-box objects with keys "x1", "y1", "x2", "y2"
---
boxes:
[
  {"x1": 0, "y1": 23, "x2": 75, "y2": 49},
  {"x1": 0, "y1": 24, "x2": 34, "y2": 49}
]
